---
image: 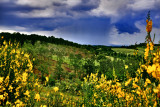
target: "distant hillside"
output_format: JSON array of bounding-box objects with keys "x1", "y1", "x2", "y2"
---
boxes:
[
  {"x1": 0, "y1": 32, "x2": 113, "y2": 54},
  {"x1": 116, "y1": 43, "x2": 160, "y2": 49}
]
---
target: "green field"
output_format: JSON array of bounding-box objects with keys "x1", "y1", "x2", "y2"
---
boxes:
[{"x1": 112, "y1": 47, "x2": 145, "y2": 55}]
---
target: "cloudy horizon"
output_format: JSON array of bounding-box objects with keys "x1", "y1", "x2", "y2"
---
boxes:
[{"x1": 0, "y1": 0, "x2": 160, "y2": 46}]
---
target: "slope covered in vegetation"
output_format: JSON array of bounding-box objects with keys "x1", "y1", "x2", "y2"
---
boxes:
[{"x1": 0, "y1": 12, "x2": 160, "y2": 106}]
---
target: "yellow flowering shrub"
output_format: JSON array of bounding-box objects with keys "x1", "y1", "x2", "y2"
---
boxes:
[
  {"x1": 0, "y1": 40, "x2": 35, "y2": 106},
  {"x1": 0, "y1": 39, "x2": 68, "y2": 106},
  {"x1": 146, "y1": 19, "x2": 152, "y2": 33}
]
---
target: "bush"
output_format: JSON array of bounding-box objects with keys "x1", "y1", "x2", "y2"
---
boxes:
[
  {"x1": 99, "y1": 58, "x2": 113, "y2": 79},
  {"x1": 68, "y1": 72, "x2": 76, "y2": 80},
  {"x1": 0, "y1": 41, "x2": 34, "y2": 106},
  {"x1": 48, "y1": 75, "x2": 55, "y2": 86},
  {"x1": 83, "y1": 59, "x2": 96, "y2": 76}
]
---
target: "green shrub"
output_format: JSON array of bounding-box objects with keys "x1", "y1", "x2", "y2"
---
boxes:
[{"x1": 48, "y1": 75, "x2": 55, "y2": 86}]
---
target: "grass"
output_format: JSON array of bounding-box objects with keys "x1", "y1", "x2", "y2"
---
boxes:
[{"x1": 112, "y1": 47, "x2": 145, "y2": 55}]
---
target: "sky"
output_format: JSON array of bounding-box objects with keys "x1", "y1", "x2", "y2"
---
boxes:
[{"x1": 0, "y1": 0, "x2": 160, "y2": 46}]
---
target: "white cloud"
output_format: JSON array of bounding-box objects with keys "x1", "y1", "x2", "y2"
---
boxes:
[
  {"x1": 15, "y1": 7, "x2": 70, "y2": 18},
  {"x1": 13, "y1": 0, "x2": 82, "y2": 18},
  {"x1": 89, "y1": 0, "x2": 130, "y2": 23},
  {"x1": 65, "y1": 0, "x2": 81, "y2": 7},
  {"x1": 108, "y1": 21, "x2": 160, "y2": 45},
  {"x1": 0, "y1": 26, "x2": 27, "y2": 32},
  {"x1": 15, "y1": 0, "x2": 81, "y2": 8},
  {"x1": 91, "y1": 0, "x2": 127, "y2": 17},
  {"x1": 15, "y1": 8, "x2": 54, "y2": 18},
  {"x1": 15, "y1": 0, "x2": 53, "y2": 7},
  {"x1": 127, "y1": 0, "x2": 156, "y2": 11},
  {"x1": 89, "y1": 0, "x2": 159, "y2": 22}
]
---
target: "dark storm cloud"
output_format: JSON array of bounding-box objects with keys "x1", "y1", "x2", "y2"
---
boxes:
[
  {"x1": 115, "y1": 23, "x2": 140, "y2": 34},
  {"x1": 71, "y1": 0, "x2": 100, "y2": 11}
]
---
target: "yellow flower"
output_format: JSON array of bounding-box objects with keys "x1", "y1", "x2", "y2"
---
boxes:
[
  {"x1": 146, "y1": 20, "x2": 152, "y2": 32},
  {"x1": 134, "y1": 77, "x2": 139, "y2": 82},
  {"x1": 107, "y1": 103, "x2": 112, "y2": 107},
  {"x1": 53, "y1": 87, "x2": 59, "y2": 92},
  {"x1": 16, "y1": 50, "x2": 20, "y2": 54},
  {"x1": 95, "y1": 85, "x2": 100, "y2": 89},
  {"x1": 150, "y1": 42, "x2": 154, "y2": 50},
  {"x1": 46, "y1": 92, "x2": 50, "y2": 97},
  {"x1": 35, "y1": 93, "x2": 40, "y2": 102},
  {"x1": 125, "y1": 78, "x2": 132, "y2": 86},
  {"x1": 130, "y1": 97, "x2": 133, "y2": 101},
  {"x1": 153, "y1": 101, "x2": 157, "y2": 107},
  {"x1": 0, "y1": 77, "x2": 4, "y2": 83},
  {"x1": 60, "y1": 92, "x2": 64, "y2": 97},
  {"x1": 147, "y1": 64, "x2": 156, "y2": 74},
  {"x1": 45, "y1": 77, "x2": 49, "y2": 82},
  {"x1": 40, "y1": 105, "x2": 47, "y2": 107},
  {"x1": 1, "y1": 36, "x2": 4, "y2": 39},
  {"x1": 153, "y1": 88, "x2": 159, "y2": 93},
  {"x1": 8, "y1": 85, "x2": 13, "y2": 92},
  {"x1": 157, "y1": 84, "x2": 160, "y2": 89},
  {"x1": 22, "y1": 72, "x2": 28, "y2": 82},
  {"x1": 6, "y1": 101, "x2": 11, "y2": 105},
  {"x1": 125, "y1": 65, "x2": 128, "y2": 69},
  {"x1": 138, "y1": 103, "x2": 142, "y2": 106},
  {"x1": 136, "y1": 90, "x2": 141, "y2": 95},
  {"x1": 133, "y1": 82, "x2": 139, "y2": 88},
  {"x1": 14, "y1": 92, "x2": 20, "y2": 98},
  {"x1": 15, "y1": 99, "x2": 21, "y2": 104},
  {"x1": 94, "y1": 93, "x2": 98, "y2": 98},
  {"x1": 144, "y1": 47, "x2": 149, "y2": 59},
  {"x1": 34, "y1": 82, "x2": 39, "y2": 87},
  {"x1": 144, "y1": 78, "x2": 151, "y2": 87},
  {"x1": 146, "y1": 78, "x2": 151, "y2": 84},
  {"x1": 24, "y1": 90, "x2": 30, "y2": 97},
  {"x1": 3, "y1": 92, "x2": 8, "y2": 97},
  {"x1": 152, "y1": 71, "x2": 158, "y2": 79},
  {"x1": 15, "y1": 99, "x2": 24, "y2": 107},
  {"x1": 146, "y1": 19, "x2": 148, "y2": 23},
  {"x1": 24, "y1": 53, "x2": 29, "y2": 58},
  {"x1": 116, "y1": 82, "x2": 121, "y2": 87},
  {"x1": 4, "y1": 76, "x2": 9, "y2": 87},
  {"x1": 0, "y1": 95, "x2": 4, "y2": 100},
  {"x1": 125, "y1": 94, "x2": 130, "y2": 101},
  {"x1": 3, "y1": 41, "x2": 6, "y2": 45}
]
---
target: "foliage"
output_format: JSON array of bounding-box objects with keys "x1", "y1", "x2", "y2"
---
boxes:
[{"x1": 0, "y1": 40, "x2": 35, "y2": 106}]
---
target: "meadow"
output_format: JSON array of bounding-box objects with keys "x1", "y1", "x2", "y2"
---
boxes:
[
  {"x1": 112, "y1": 47, "x2": 145, "y2": 55},
  {"x1": 0, "y1": 12, "x2": 160, "y2": 107}
]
